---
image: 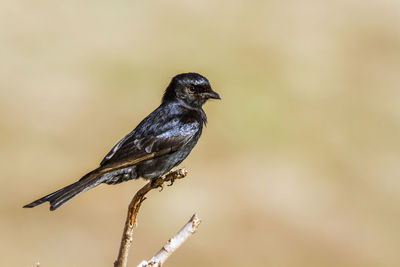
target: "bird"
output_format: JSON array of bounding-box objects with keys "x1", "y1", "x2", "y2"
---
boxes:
[{"x1": 23, "y1": 72, "x2": 220, "y2": 211}]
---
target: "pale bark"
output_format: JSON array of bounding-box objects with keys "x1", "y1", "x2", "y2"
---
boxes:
[{"x1": 137, "y1": 213, "x2": 201, "y2": 267}]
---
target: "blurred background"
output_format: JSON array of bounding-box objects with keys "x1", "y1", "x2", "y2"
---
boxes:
[{"x1": 1, "y1": 0, "x2": 400, "y2": 266}]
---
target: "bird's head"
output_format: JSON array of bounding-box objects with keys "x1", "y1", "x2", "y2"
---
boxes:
[{"x1": 163, "y1": 73, "x2": 221, "y2": 108}]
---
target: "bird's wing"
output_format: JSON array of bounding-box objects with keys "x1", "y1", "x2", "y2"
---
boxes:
[
  {"x1": 100, "y1": 104, "x2": 179, "y2": 166},
  {"x1": 96, "y1": 120, "x2": 200, "y2": 176},
  {"x1": 100, "y1": 131, "x2": 134, "y2": 166}
]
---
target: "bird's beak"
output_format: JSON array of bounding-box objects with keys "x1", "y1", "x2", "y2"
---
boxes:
[{"x1": 204, "y1": 90, "x2": 221, "y2": 100}]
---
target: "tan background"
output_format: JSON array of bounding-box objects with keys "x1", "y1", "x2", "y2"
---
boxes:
[{"x1": 1, "y1": 0, "x2": 400, "y2": 266}]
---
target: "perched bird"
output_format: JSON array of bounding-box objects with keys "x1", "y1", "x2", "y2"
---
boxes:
[{"x1": 24, "y1": 72, "x2": 220, "y2": 211}]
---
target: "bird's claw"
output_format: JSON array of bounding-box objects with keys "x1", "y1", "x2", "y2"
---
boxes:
[
  {"x1": 167, "y1": 178, "x2": 175, "y2": 186},
  {"x1": 151, "y1": 179, "x2": 164, "y2": 192}
]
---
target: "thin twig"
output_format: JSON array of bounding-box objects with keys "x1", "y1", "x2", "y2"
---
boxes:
[
  {"x1": 137, "y1": 213, "x2": 202, "y2": 267},
  {"x1": 114, "y1": 168, "x2": 188, "y2": 267}
]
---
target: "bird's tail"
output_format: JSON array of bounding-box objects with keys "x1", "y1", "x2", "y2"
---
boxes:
[{"x1": 23, "y1": 169, "x2": 105, "y2": 211}]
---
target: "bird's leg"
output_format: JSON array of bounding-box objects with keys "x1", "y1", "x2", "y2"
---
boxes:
[
  {"x1": 164, "y1": 168, "x2": 187, "y2": 186},
  {"x1": 150, "y1": 177, "x2": 164, "y2": 192},
  {"x1": 160, "y1": 170, "x2": 176, "y2": 186},
  {"x1": 167, "y1": 177, "x2": 175, "y2": 186},
  {"x1": 149, "y1": 168, "x2": 187, "y2": 192}
]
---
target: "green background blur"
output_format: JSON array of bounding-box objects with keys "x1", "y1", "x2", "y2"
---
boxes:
[{"x1": 1, "y1": 1, "x2": 400, "y2": 266}]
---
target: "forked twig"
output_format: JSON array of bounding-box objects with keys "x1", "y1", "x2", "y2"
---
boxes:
[{"x1": 114, "y1": 168, "x2": 188, "y2": 267}]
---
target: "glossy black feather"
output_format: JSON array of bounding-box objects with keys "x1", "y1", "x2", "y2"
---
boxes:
[
  {"x1": 23, "y1": 72, "x2": 220, "y2": 210},
  {"x1": 100, "y1": 103, "x2": 204, "y2": 169}
]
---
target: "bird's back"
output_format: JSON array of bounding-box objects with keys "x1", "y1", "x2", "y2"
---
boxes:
[{"x1": 99, "y1": 101, "x2": 205, "y2": 180}]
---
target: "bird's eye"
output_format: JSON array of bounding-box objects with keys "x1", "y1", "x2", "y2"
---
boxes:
[{"x1": 188, "y1": 86, "x2": 196, "y2": 93}]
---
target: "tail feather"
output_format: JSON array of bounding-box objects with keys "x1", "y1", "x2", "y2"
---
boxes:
[
  {"x1": 23, "y1": 181, "x2": 81, "y2": 210},
  {"x1": 48, "y1": 176, "x2": 106, "y2": 210},
  {"x1": 23, "y1": 169, "x2": 106, "y2": 211}
]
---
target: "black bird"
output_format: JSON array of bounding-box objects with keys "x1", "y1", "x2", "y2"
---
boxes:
[{"x1": 24, "y1": 72, "x2": 220, "y2": 211}]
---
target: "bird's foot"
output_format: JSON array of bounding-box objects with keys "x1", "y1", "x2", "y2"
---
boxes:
[
  {"x1": 165, "y1": 168, "x2": 187, "y2": 186},
  {"x1": 149, "y1": 168, "x2": 187, "y2": 192},
  {"x1": 150, "y1": 178, "x2": 164, "y2": 192},
  {"x1": 167, "y1": 177, "x2": 175, "y2": 186}
]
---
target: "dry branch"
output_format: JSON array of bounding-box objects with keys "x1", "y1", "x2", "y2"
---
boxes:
[
  {"x1": 137, "y1": 213, "x2": 201, "y2": 267},
  {"x1": 114, "y1": 168, "x2": 188, "y2": 267}
]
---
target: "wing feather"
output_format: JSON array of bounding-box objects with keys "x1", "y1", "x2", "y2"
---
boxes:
[{"x1": 98, "y1": 115, "x2": 199, "y2": 174}]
